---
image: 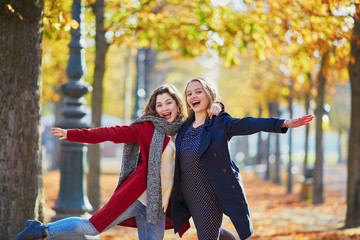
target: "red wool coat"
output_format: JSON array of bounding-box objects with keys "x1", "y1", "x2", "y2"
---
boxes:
[{"x1": 67, "y1": 121, "x2": 189, "y2": 236}]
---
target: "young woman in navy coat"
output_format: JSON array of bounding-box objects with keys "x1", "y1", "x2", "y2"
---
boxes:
[{"x1": 171, "y1": 77, "x2": 314, "y2": 240}]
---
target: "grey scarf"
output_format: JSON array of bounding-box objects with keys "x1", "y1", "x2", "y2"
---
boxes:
[{"x1": 116, "y1": 115, "x2": 183, "y2": 223}]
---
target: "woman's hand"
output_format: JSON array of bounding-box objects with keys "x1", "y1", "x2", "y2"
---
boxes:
[
  {"x1": 283, "y1": 115, "x2": 314, "y2": 128},
  {"x1": 51, "y1": 128, "x2": 67, "y2": 140},
  {"x1": 207, "y1": 102, "x2": 223, "y2": 119}
]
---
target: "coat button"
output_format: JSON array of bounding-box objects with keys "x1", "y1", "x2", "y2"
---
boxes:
[
  {"x1": 223, "y1": 168, "x2": 227, "y2": 173},
  {"x1": 213, "y1": 153, "x2": 218, "y2": 157},
  {"x1": 231, "y1": 185, "x2": 236, "y2": 189}
]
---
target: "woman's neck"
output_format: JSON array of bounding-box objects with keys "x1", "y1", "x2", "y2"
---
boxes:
[{"x1": 193, "y1": 112, "x2": 207, "y2": 128}]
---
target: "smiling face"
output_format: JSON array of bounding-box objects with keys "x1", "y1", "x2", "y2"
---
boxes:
[
  {"x1": 185, "y1": 80, "x2": 210, "y2": 115},
  {"x1": 155, "y1": 93, "x2": 179, "y2": 123}
]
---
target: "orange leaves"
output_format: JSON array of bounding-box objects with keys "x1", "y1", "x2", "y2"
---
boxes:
[
  {"x1": 350, "y1": 56, "x2": 356, "y2": 65},
  {"x1": 5, "y1": 4, "x2": 15, "y2": 13},
  {"x1": 5, "y1": 3, "x2": 23, "y2": 20},
  {"x1": 41, "y1": 164, "x2": 354, "y2": 240}
]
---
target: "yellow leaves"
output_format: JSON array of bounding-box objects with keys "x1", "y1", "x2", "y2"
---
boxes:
[
  {"x1": 187, "y1": 33, "x2": 195, "y2": 40},
  {"x1": 53, "y1": 23, "x2": 61, "y2": 31},
  {"x1": 271, "y1": 1, "x2": 280, "y2": 9},
  {"x1": 280, "y1": 86, "x2": 291, "y2": 98},
  {"x1": 138, "y1": 37, "x2": 150, "y2": 48},
  {"x1": 169, "y1": 39, "x2": 180, "y2": 50},
  {"x1": 5, "y1": 4, "x2": 23, "y2": 20},
  {"x1": 6, "y1": 4, "x2": 15, "y2": 13},
  {"x1": 70, "y1": 19, "x2": 80, "y2": 29},
  {"x1": 274, "y1": 16, "x2": 282, "y2": 25},
  {"x1": 256, "y1": 46, "x2": 266, "y2": 61},
  {"x1": 255, "y1": 0, "x2": 268, "y2": 8},
  {"x1": 244, "y1": 24, "x2": 252, "y2": 35},
  {"x1": 147, "y1": 12, "x2": 157, "y2": 22},
  {"x1": 223, "y1": 45, "x2": 240, "y2": 67}
]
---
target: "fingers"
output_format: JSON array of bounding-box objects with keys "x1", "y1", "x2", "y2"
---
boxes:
[
  {"x1": 207, "y1": 109, "x2": 213, "y2": 119},
  {"x1": 288, "y1": 115, "x2": 314, "y2": 128},
  {"x1": 207, "y1": 104, "x2": 221, "y2": 119},
  {"x1": 301, "y1": 115, "x2": 314, "y2": 124},
  {"x1": 51, "y1": 128, "x2": 61, "y2": 133},
  {"x1": 302, "y1": 115, "x2": 314, "y2": 120},
  {"x1": 51, "y1": 127, "x2": 66, "y2": 140},
  {"x1": 295, "y1": 115, "x2": 314, "y2": 127}
]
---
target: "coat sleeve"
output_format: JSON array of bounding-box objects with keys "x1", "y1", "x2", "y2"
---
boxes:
[
  {"x1": 67, "y1": 124, "x2": 140, "y2": 144},
  {"x1": 221, "y1": 112, "x2": 287, "y2": 139}
]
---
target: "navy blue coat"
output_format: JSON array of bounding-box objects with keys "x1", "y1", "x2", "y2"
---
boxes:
[{"x1": 171, "y1": 111, "x2": 287, "y2": 240}]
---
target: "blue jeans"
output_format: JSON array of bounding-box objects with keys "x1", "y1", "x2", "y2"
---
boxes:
[{"x1": 46, "y1": 200, "x2": 165, "y2": 240}]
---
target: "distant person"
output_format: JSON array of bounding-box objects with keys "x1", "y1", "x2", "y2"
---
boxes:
[
  {"x1": 171, "y1": 77, "x2": 314, "y2": 240},
  {"x1": 16, "y1": 84, "x2": 223, "y2": 240}
]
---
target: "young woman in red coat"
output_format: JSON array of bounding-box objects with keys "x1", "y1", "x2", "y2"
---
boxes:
[
  {"x1": 171, "y1": 77, "x2": 314, "y2": 240},
  {"x1": 16, "y1": 84, "x2": 223, "y2": 240}
]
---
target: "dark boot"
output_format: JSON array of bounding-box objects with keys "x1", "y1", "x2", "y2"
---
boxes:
[
  {"x1": 219, "y1": 227, "x2": 237, "y2": 240},
  {"x1": 16, "y1": 220, "x2": 45, "y2": 240}
]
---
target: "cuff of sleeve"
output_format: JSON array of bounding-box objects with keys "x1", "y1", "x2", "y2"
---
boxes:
[
  {"x1": 67, "y1": 129, "x2": 74, "y2": 140},
  {"x1": 278, "y1": 119, "x2": 288, "y2": 133}
]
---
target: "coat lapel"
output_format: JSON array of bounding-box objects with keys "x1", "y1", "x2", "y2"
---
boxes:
[{"x1": 198, "y1": 117, "x2": 214, "y2": 158}]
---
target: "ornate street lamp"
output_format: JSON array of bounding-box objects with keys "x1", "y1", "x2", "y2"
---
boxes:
[{"x1": 52, "y1": 1, "x2": 98, "y2": 239}]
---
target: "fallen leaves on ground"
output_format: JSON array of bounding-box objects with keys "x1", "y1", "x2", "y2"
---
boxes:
[{"x1": 43, "y1": 167, "x2": 360, "y2": 240}]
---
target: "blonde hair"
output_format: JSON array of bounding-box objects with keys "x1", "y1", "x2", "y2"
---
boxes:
[
  {"x1": 143, "y1": 84, "x2": 186, "y2": 119},
  {"x1": 184, "y1": 77, "x2": 218, "y2": 118}
]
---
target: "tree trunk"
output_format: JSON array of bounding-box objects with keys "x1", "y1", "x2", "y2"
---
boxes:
[
  {"x1": 256, "y1": 106, "x2": 263, "y2": 165},
  {"x1": 274, "y1": 133, "x2": 281, "y2": 184},
  {"x1": 144, "y1": 47, "x2": 160, "y2": 96},
  {"x1": 287, "y1": 94, "x2": 293, "y2": 193},
  {"x1": 0, "y1": 1, "x2": 44, "y2": 238},
  {"x1": 255, "y1": 132, "x2": 264, "y2": 165},
  {"x1": 242, "y1": 135, "x2": 250, "y2": 165},
  {"x1": 300, "y1": 83, "x2": 312, "y2": 200},
  {"x1": 337, "y1": 129, "x2": 342, "y2": 164},
  {"x1": 302, "y1": 80, "x2": 311, "y2": 176},
  {"x1": 264, "y1": 134, "x2": 271, "y2": 180},
  {"x1": 345, "y1": 8, "x2": 360, "y2": 228},
  {"x1": 133, "y1": 47, "x2": 168, "y2": 119},
  {"x1": 88, "y1": 0, "x2": 110, "y2": 212},
  {"x1": 312, "y1": 51, "x2": 328, "y2": 204},
  {"x1": 269, "y1": 102, "x2": 281, "y2": 184}
]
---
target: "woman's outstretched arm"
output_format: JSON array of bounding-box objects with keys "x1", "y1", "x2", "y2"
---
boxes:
[{"x1": 51, "y1": 124, "x2": 140, "y2": 144}]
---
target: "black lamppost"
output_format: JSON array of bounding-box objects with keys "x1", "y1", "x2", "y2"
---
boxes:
[{"x1": 52, "y1": 1, "x2": 97, "y2": 239}]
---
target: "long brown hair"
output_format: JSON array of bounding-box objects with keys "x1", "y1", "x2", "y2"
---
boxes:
[
  {"x1": 184, "y1": 77, "x2": 218, "y2": 118},
  {"x1": 143, "y1": 84, "x2": 186, "y2": 119}
]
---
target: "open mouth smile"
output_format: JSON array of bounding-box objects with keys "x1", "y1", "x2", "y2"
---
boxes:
[
  {"x1": 191, "y1": 101, "x2": 200, "y2": 108},
  {"x1": 162, "y1": 112, "x2": 172, "y2": 120}
]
